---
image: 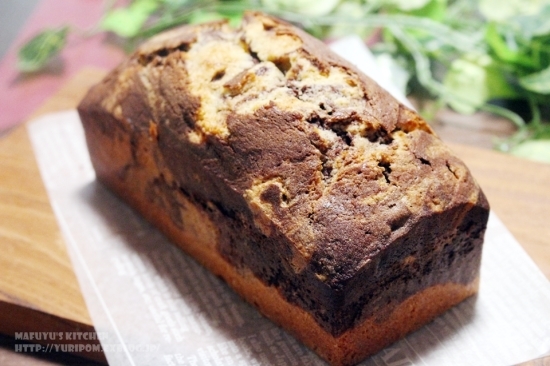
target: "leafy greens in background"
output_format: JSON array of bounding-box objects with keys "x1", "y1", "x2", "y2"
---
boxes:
[{"x1": 17, "y1": 0, "x2": 550, "y2": 163}]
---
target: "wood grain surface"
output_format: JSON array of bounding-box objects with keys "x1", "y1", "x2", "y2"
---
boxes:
[
  {"x1": 0, "y1": 68, "x2": 548, "y2": 365},
  {"x1": 0, "y1": 68, "x2": 107, "y2": 364}
]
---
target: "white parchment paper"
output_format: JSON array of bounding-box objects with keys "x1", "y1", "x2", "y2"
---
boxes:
[{"x1": 27, "y1": 37, "x2": 550, "y2": 366}]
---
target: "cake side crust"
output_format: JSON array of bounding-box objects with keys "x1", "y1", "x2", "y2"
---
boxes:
[{"x1": 79, "y1": 121, "x2": 479, "y2": 365}]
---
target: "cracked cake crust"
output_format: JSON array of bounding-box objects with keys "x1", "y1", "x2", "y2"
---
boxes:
[{"x1": 78, "y1": 11, "x2": 489, "y2": 365}]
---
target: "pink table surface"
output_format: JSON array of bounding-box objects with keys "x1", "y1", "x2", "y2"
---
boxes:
[{"x1": 0, "y1": 0, "x2": 126, "y2": 132}]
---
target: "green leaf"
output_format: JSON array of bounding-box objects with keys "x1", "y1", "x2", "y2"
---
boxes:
[
  {"x1": 485, "y1": 22, "x2": 535, "y2": 68},
  {"x1": 326, "y1": 2, "x2": 371, "y2": 39},
  {"x1": 161, "y1": 0, "x2": 191, "y2": 11},
  {"x1": 510, "y1": 5, "x2": 550, "y2": 40},
  {"x1": 385, "y1": 0, "x2": 432, "y2": 12},
  {"x1": 17, "y1": 27, "x2": 68, "y2": 72},
  {"x1": 484, "y1": 62, "x2": 519, "y2": 100},
  {"x1": 442, "y1": 53, "x2": 517, "y2": 114},
  {"x1": 443, "y1": 56, "x2": 489, "y2": 114},
  {"x1": 187, "y1": 9, "x2": 243, "y2": 28},
  {"x1": 409, "y1": 0, "x2": 447, "y2": 21},
  {"x1": 510, "y1": 139, "x2": 550, "y2": 163},
  {"x1": 478, "y1": 0, "x2": 550, "y2": 22},
  {"x1": 261, "y1": 0, "x2": 340, "y2": 17},
  {"x1": 220, "y1": 11, "x2": 244, "y2": 29},
  {"x1": 187, "y1": 10, "x2": 226, "y2": 25},
  {"x1": 519, "y1": 66, "x2": 550, "y2": 94},
  {"x1": 387, "y1": 24, "x2": 446, "y2": 97},
  {"x1": 101, "y1": 0, "x2": 160, "y2": 38}
]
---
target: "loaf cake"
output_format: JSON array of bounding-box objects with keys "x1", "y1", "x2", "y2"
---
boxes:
[{"x1": 77, "y1": 11, "x2": 489, "y2": 366}]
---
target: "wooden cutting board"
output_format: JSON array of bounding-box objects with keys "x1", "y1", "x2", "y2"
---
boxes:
[{"x1": 1, "y1": 68, "x2": 549, "y2": 365}]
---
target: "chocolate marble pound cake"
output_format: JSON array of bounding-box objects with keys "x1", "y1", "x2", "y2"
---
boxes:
[{"x1": 78, "y1": 11, "x2": 489, "y2": 366}]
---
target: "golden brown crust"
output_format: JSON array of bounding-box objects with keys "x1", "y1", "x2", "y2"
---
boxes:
[{"x1": 78, "y1": 11, "x2": 489, "y2": 365}]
